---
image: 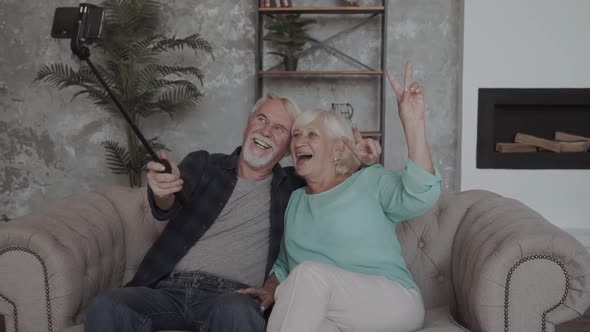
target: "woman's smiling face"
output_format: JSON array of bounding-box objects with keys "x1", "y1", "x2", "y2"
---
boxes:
[{"x1": 290, "y1": 116, "x2": 337, "y2": 179}]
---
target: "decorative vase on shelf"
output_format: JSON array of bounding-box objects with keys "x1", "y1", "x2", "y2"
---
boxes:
[
  {"x1": 264, "y1": 0, "x2": 277, "y2": 8},
  {"x1": 263, "y1": 14, "x2": 316, "y2": 72},
  {"x1": 342, "y1": 0, "x2": 359, "y2": 6},
  {"x1": 331, "y1": 103, "x2": 354, "y2": 120},
  {"x1": 284, "y1": 56, "x2": 298, "y2": 71}
]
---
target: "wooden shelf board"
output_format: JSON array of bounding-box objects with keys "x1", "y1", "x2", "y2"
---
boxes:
[
  {"x1": 258, "y1": 70, "x2": 383, "y2": 76},
  {"x1": 361, "y1": 131, "x2": 382, "y2": 137},
  {"x1": 259, "y1": 6, "x2": 385, "y2": 14}
]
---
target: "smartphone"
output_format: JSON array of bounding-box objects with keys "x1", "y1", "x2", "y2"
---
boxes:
[{"x1": 51, "y1": 5, "x2": 104, "y2": 41}]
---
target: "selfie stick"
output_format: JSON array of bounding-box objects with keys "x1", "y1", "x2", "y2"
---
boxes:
[{"x1": 70, "y1": 4, "x2": 187, "y2": 206}]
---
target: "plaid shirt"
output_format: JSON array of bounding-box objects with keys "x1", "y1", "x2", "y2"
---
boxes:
[{"x1": 126, "y1": 147, "x2": 304, "y2": 288}]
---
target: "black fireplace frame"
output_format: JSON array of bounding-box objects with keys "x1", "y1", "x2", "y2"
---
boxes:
[{"x1": 476, "y1": 88, "x2": 590, "y2": 169}]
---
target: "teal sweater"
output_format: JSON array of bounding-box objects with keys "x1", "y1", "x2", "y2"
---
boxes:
[{"x1": 270, "y1": 161, "x2": 442, "y2": 291}]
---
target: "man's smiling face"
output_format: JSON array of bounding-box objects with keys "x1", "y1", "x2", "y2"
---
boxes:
[{"x1": 241, "y1": 99, "x2": 294, "y2": 169}]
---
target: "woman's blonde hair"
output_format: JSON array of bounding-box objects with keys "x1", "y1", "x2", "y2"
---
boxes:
[{"x1": 293, "y1": 108, "x2": 361, "y2": 175}]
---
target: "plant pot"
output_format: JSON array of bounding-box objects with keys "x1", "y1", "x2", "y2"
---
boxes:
[{"x1": 284, "y1": 56, "x2": 299, "y2": 71}]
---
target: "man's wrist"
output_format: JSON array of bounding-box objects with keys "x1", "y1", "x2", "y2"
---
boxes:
[{"x1": 154, "y1": 194, "x2": 175, "y2": 211}]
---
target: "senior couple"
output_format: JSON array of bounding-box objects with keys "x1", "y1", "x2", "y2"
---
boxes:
[{"x1": 85, "y1": 61, "x2": 441, "y2": 332}]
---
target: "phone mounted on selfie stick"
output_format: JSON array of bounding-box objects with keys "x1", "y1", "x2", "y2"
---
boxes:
[{"x1": 51, "y1": 3, "x2": 187, "y2": 206}]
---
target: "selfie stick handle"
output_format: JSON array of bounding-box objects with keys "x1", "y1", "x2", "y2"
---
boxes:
[{"x1": 70, "y1": 4, "x2": 187, "y2": 206}]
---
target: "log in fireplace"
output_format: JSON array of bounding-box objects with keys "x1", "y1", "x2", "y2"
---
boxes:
[{"x1": 476, "y1": 88, "x2": 590, "y2": 169}]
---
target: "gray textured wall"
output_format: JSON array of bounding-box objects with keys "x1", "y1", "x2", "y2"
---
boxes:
[{"x1": 0, "y1": 0, "x2": 461, "y2": 219}]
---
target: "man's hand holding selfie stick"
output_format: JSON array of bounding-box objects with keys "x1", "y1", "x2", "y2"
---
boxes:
[
  {"x1": 52, "y1": 3, "x2": 187, "y2": 207},
  {"x1": 147, "y1": 153, "x2": 184, "y2": 211}
]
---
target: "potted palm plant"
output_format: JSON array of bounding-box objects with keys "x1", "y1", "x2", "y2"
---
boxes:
[
  {"x1": 263, "y1": 14, "x2": 316, "y2": 71},
  {"x1": 36, "y1": 0, "x2": 213, "y2": 187}
]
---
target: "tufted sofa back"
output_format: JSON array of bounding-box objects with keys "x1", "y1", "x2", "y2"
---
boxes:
[
  {"x1": 396, "y1": 189, "x2": 501, "y2": 310},
  {"x1": 97, "y1": 186, "x2": 500, "y2": 311},
  {"x1": 94, "y1": 186, "x2": 168, "y2": 285}
]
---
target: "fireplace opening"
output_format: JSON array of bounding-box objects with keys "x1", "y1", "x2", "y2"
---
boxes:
[{"x1": 476, "y1": 88, "x2": 590, "y2": 169}]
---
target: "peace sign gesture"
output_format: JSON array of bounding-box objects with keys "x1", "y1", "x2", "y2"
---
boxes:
[
  {"x1": 385, "y1": 60, "x2": 435, "y2": 174},
  {"x1": 341, "y1": 124, "x2": 382, "y2": 166},
  {"x1": 386, "y1": 61, "x2": 425, "y2": 127}
]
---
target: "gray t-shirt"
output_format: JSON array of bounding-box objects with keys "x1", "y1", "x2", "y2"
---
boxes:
[{"x1": 173, "y1": 175, "x2": 272, "y2": 287}]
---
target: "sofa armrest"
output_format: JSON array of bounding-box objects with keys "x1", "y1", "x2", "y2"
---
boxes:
[
  {"x1": 0, "y1": 191, "x2": 126, "y2": 332},
  {"x1": 451, "y1": 193, "x2": 590, "y2": 332}
]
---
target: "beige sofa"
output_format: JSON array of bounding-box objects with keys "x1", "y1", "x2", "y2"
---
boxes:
[{"x1": 0, "y1": 186, "x2": 589, "y2": 332}]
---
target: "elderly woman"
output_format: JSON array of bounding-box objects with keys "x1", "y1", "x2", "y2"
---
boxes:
[{"x1": 240, "y1": 62, "x2": 441, "y2": 332}]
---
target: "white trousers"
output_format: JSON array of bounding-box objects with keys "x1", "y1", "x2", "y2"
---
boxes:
[{"x1": 267, "y1": 261, "x2": 424, "y2": 332}]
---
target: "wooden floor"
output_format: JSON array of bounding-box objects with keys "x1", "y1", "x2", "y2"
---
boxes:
[{"x1": 556, "y1": 308, "x2": 590, "y2": 332}]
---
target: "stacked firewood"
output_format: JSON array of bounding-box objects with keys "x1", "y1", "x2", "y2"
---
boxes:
[{"x1": 496, "y1": 132, "x2": 590, "y2": 153}]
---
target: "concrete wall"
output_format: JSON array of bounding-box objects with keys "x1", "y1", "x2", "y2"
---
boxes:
[
  {"x1": 0, "y1": 0, "x2": 461, "y2": 219},
  {"x1": 460, "y1": 0, "x2": 590, "y2": 232}
]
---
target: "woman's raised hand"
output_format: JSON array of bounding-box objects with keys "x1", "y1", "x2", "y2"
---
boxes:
[{"x1": 386, "y1": 61, "x2": 425, "y2": 129}]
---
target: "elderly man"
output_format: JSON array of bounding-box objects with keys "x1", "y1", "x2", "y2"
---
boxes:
[{"x1": 85, "y1": 92, "x2": 380, "y2": 332}]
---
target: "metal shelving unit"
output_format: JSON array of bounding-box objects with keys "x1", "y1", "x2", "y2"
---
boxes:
[{"x1": 255, "y1": 1, "x2": 388, "y2": 162}]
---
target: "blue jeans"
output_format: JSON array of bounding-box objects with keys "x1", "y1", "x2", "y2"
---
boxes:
[{"x1": 84, "y1": 272, "x2": 265, "y2": 332}]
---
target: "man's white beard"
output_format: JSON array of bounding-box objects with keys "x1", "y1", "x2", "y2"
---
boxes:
[
  {"x1": 243, "y1": 143, "x2": 276, "y2": 168},
  {"x1": 243, "y1": 147, "x2": 275, "y2": 168}
]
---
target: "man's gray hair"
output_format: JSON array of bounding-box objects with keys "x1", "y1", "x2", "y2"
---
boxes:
[
  {"x1": 251, "y1": 92, "x2": 301, "y2": 119},
  {"x1": 293, "y1": 108, "x2": 361, "y2": 175}
]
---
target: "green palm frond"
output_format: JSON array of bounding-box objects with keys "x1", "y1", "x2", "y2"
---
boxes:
[
  {"x1": 151, "y1": 79, "x2": 200, "y2": 92},
  {"x1": 132, "y1": 79, "x2": 200, "y2": 117},
  {"x1": 35, "y1": 63, "x2": 119, "y2": 94},
  {"x1": 71, "y1": 87, "x2": 125, "y2": 116},
  {"x1": 113, "y1": 34, "x2": 161, "y2": 63},
  {"x1": 155, "y1": 85, "x2": 203, "y2": 117},
  {"x1": 35, "y1": 64, "x2": 90, "y2": 89},
  {"x1": 135, "y1": 64, "x2": 204, "y2": 96},
  {"x1": 153, "y1": 64, "x2": 205, "y2": 81},
  {"x1": 132, "y1": 94, "x2": 159, "y2": 117},
  {"x1": 264, "y1": 14, "x2": 316, "y2": 54},
  {"x1": 102, "y1": 0, "x2": 161, "y2": 34},
  {"x1": 79, "y1": 65, "x2": 118, "y2": 88},
  {"x1": 102, "y1": 140, "x2": 131, "y2": 174},
  {"x1": 152, "y1": 34, "x2": 214, "y2": 59}
]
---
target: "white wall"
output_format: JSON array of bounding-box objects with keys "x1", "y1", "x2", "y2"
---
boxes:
[{"x1": 460, "y1": 0, "x2": 590, "y2": 231}]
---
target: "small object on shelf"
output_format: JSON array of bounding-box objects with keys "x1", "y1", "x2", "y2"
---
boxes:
[
  {"x1": 283, "y1": 56, "x2": 298, "y2": 71},
  {"x1": 342, "y1": 0, "x2": 360, "y2": 6},
  {"x1": 259, "y1": 0, "x2": 266, "y2": 8},
  {"x1": 263, "y1": 14, "x2": 316, "y2": 71},
  {"x1": 264, "y1": 0, "x2": 276, "y2": 8},
  {"x1": 279, "y1": 0, "x2": 293, "y2": 7},
  {"x1": 331, "y1": 103, "x2": 354, "y2": 119}
]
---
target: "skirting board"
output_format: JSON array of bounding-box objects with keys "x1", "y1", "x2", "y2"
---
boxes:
[{"x1": 563, "y1": 228, "x2": 590, "y2": 252}]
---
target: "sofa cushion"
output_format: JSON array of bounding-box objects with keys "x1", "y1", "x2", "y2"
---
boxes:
[
  {"x1": 419, "y1": 306, "x2": 470, "y2": 331},
  {"x1": 397, "y1": 190, "x2": 497, "y2": 309}
]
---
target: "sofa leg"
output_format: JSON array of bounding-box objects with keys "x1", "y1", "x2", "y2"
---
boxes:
[{"x1": 0, "y1": 314, "x2": 5, "y2": 332}]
